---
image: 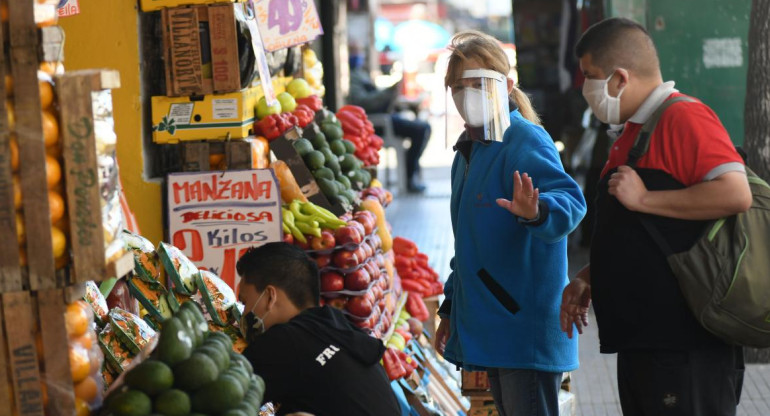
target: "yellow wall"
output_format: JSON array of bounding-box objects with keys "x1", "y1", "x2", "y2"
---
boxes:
[{"x1": 59, "y1": 0, "x2": 163, "y2": 244}]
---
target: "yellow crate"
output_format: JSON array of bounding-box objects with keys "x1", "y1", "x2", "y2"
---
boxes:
[
  {"x1": 140, "y1": 0, "x2": 243, "y2": 12},
  {"x1": 151, "y1": 87, "x2": 258, "y2": 144}
]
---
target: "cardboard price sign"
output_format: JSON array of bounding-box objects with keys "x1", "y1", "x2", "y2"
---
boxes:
[
  {"x1": 167, "y1": 169, "x2": 282, "y2": 289},
  {"x1": 253, "y1": 0, "x2": 323, "y2": 52}
]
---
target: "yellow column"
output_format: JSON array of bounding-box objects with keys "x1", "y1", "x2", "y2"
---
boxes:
[{"x1": 59, "y1": 1, "x2": 164, "y2": 244}]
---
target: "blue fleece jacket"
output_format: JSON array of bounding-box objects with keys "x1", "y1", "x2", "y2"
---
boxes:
[{"x1": 441, "y1": 110, "x2": 586, "y2": 372}]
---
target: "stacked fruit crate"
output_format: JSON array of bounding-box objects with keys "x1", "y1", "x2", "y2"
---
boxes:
[{"x1": 0, "y1": 2, "x2": 132, "y2": 415}]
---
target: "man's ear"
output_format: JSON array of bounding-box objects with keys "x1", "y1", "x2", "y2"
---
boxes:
[
  {"x1": 265, "y1": 285, "x2": 278, "y2": 309},
  {"x1": 614, "y1": 68, "x2": 630, "y2": 91},
  {"x1": 507, "y1": 77, "x2": 515, "y2": 94}
]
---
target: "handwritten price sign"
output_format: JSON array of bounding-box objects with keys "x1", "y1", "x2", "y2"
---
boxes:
[
  {"x1": 167, "y1": 169, "x2": 282, "y2": 290},
  {"x1": 253, "y1": 0, "x2": 323, "y2": 52}
]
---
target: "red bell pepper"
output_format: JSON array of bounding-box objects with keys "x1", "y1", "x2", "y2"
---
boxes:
[
  {"x1": 406, "y1": 291, "x2": 430, "y2": 321},
  {"x1": 382, "y1": 347, "x2": 407, "y2": 380},
  {"x1": 393, "y1": 237, "x2": 418, "y2": 257},
  {"x1": 338, "y1": 105, "x2": 366, "y2": 118},
  {"x1": 296, "y1": 95, "x2": 323, "y2": 112},
  {"x1": 255, "y1": 115, "x2": 281, "y2": 140}
]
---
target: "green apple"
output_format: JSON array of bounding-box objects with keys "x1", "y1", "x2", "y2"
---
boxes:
[
  {"x1": 276, "y1": 92, "x2": 297, "y2": 112},
  {"x1": 286, "y1": 78, "x2": 312, "y2": 99},
  {"x1": 256, "y1": 96, "x2": 281, "y2": 119}
]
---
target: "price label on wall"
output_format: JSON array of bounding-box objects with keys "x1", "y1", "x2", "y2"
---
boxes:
[
  {"x1": 253, "y1": 0, "x2": 324, "y2": 52},
  {"x1": 167, "y1": 169, "x2": 282, "y2": 290}
]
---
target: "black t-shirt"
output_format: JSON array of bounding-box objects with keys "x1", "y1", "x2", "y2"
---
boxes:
[{"x1": 241, "y1": 306, "x2": 401, "y2": 416}]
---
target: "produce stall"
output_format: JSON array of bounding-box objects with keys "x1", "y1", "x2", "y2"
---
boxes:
[{"x1": 3, "y1": 1, "x2": 472, "y2": 415}]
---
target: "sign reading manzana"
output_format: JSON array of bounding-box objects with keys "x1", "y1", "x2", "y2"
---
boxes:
[{"x1": 167, "y1": 169, "x2": 282, "y2": 290}]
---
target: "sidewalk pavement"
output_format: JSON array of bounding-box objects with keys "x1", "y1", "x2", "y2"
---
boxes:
[{"x1": 385, "y1": 166, "x2": 770, "y2": 416}]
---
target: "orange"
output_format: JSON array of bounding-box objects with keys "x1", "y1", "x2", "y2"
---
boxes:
[
  {"x1": 40, "y1": 62, "x2": 56, "y2": 76},
  {"x1": 209, "y1": 153, "x2": 225, "y2": 169},
  {"x1": 69, "y1": 344, "x2": 90, "y2": 383},
  {"x1": 9, "y1": 135, "x2": 17, "y2": 172},
  {"x1": 51, "y1": 225, "x2": 66, "y2": 258},
  {"x1": 45, "y1": 155, "x2": 60, "y2": 188},
  {"x1": 7, "y1": 101, "x2": 14, "y2": 131},
  {"x1": 42, "y1": 111, "x2": 58, "y2": 147},
  {"x1": 16, "y1": 213, "x2": 24, "y2": 244},
  {"x1": 74, "y1": 398, "x2": 90, "y2": 416},
  {"x1": 4, "y1": 74, "x2": 11, "y2": 97},
  {"x1": 87, "y1": 343, "x2": 103, "y2": 374},
  {"x1": 65, "y1": 301, "x2": 90, "y2": 338},
  {"x1": 13, "y1": 175, "x2": 21, "y2": 209},
  {"x1": 48, "y1": 190, "x2": 64, "y2": 223},
  {"x1": 72, "y1": 330, "x2": 95, "y2": 350},
  {"x1": 39, "y1": 81, "x2": 54, "y2": 110},
  {"x1": 73, "y1": 376, "x2": 98, "y2": 403}
]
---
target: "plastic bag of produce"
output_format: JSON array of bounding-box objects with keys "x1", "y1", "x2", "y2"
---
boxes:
[
  {"x1": 84, "y1": 281, "x2": 109, "y2": 326},
  {"x1": 196, "y1": 270, "x2": 238, "y2": 326},
  {"x1": 157, "y1": 242, "x2": 199, "y2": 295},
  {"x1": 120, "y1": 230, "x2": 161, "y2": 282},
  {"x1": 108, "y1": 308, "x2": 157, "y2": 354},
  {"x1": 127, "y1": 277, "x2": 173, "y2": 322},
  {"x1": 98, "y1": 323, "x2": 135, "y2": 374}
]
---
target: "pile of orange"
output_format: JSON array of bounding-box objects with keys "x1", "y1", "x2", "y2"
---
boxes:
[
  {"x1": 65, "y1": 300, "x2": 104, "y2": 411},
  {"x1": 11, "y1": 63, "x2": 68, "y2": 268}
]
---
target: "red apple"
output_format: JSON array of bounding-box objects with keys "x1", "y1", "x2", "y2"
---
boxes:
[
  {"x1": 364, "y1": 289, "x2": 376, "y2": 305},
  {"x1": 346, "y1": 296, "x2": 374, "y2": 317},
  {"x1": 294, "y1": 237, "x2": 310, "y2": 250},
  {"x1": 344, "y1": 268, "x2": 371, "y2": 291},
  {"x1": 354, "y1": 245, "x2": 368, "y2": 264},
  {"x1": 335, "y1": 226, "x2": 363, "y2": 246},
  {"x1": 378, "y1": 298, "x2": 386, "y2": 311},
  {"x1": 333, "y1": 249, "x2": 359, "y2": 269},
  {"x1": 339, "y1": 213, "x2": 353, "y2": 222},
  {"x1": 371, "y1": 284, "x2": 383, "y2": 302},
  {"x1": 378, "y1": 276, "x2": 388, "y2": 290},
  {"x1": 353, "y1": 211, "x2": 376, "y2": 235},
  {"x1": 283, "y1": 233, "x2": 294, "y2": 244},
  {"x1": 346, "y1": 221, "x2": 366, "y2": 239},
  {"x1": 315, "y1": 254, "x2": 332, "y2": 269},
  {"x1": 321, "y1": 271, "x2": 345, "y2": 292},
  {"x1": 310, "y1": 230, "x2": 336, "y2": 251},
  {"x1": 376, "y1": 254, "x2": 386, "y2": 268},
  {"x1": 325, "y1": 296, "x2": 348, "y2": 310}
]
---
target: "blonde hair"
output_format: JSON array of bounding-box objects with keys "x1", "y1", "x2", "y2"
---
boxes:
[{"x1": 445, "y1": 30, "x2": 541, "y2": 125}]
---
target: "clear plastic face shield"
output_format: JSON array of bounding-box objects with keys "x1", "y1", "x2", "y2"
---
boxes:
[{"x1": 446, "y1": 69, "x2": 511, "y2": 147}]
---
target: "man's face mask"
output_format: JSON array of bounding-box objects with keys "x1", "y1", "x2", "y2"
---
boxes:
[
  {"x1": 240, "y1": 291, "x2": 271, "y2": 342},
  {"x1": 582, "y1": 71, "x2": 626, "y2": 125}
]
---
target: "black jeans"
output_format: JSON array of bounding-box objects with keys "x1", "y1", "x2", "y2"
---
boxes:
[{"x1": 617, "y1": 345, "x2": 744, "y2": 416}]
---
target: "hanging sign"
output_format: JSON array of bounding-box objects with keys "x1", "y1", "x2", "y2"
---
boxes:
[
  {"x1": 253, "y1": 0, "x2": 323, "y2": 52},
  {"x1": 167, "y1": 169, "x2": 282, "y2": 290},
  {"x1": 58, "y1": 0, "x2": 80, "y2": 17}
]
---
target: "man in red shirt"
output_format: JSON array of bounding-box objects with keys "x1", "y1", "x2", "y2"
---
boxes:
[{"x1": 560, "y1": 18, "x2": 752, "y2": 415}]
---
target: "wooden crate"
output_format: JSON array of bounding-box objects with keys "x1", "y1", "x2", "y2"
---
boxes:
[
  {"x1": 462, "y1": 369, "x2": 491, "y2": 393},
  {"x1": 161, "y1": 3, "x2": 243, "y2": 97},
  {"x1": 56, "y1": 69, "x2": 134, "y2": 284},
  {"x1": 469, "y1": 395, "x2": 499, "y2": 416}
]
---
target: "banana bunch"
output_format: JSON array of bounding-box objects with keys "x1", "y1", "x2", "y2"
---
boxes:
[{"x1": 282, "y1": 200, "x2": 346, "y2": 243}]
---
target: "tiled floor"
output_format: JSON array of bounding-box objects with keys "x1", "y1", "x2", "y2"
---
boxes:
[{"x1": 385, "y1": 166, "x2": 770, "y2": 416}]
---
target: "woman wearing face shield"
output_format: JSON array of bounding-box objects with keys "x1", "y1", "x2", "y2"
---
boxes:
[{"x1": 434, "y1": 31, "x2": 587, "y2": 416}]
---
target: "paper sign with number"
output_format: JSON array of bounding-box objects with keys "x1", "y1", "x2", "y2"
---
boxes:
[
  {"x1": 253, "y1": 0, "x2": 323, "y2": 52},
  {"x1": 167, "y1": 169, "x2": 282, "y2": 290}
]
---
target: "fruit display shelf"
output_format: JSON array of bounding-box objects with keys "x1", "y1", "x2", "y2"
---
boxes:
[{"x1": 381, "y1": 291, "x2": 409, "y2": 346}]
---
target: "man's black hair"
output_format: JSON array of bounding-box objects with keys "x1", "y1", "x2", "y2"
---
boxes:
[
  {"x1": 575, "y1": 17, "x2": 659, "y2": 78},
  {"x1": 236, "y1": 242, "x2": 320, "y2": 308}
]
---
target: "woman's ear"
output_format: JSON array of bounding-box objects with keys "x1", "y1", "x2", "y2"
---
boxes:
[{"x1": 507, "y1": 78, "x2": 515, "y2": 94}]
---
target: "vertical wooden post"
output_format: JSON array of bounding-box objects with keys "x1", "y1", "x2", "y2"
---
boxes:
[
  {"x1": 36, "y1": 289, "x2": 75, "y2": 416},
  {"x1": 2, "y1": 292, "x2": 44, "y2": 416},
  {"x1": 8, "y1": 0, "x2": 55, "y2": 290}
]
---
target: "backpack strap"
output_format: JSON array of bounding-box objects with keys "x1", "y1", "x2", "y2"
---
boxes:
[
  {"x1": 626, "y1": 96, "x2": 696, "y2": 168},
  {"x1": 626, "y1": 96, "x2": 696, "y2": 256}
]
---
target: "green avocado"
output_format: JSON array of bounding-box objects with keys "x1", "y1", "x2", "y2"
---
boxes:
[
  {"x1": 292, "y1": 138, "x2": 314, "y2": 156},
  {"x1": 304, "y1": 150, "x2": 326, "y2": 170}
]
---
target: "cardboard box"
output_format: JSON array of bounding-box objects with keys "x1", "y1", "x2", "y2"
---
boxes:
[
  {"x1": 462, "y1": 370, "x2": 491, "y2": 392},
  {"x1": 269, "y1": 128, "x2": 347, "y2": 216},
  {"x1": 141, "y1": 0, "x2": 242, "y2": 13},
  {"x1": 161, "y1": 3, "x2": 253, "y2": 97},
  {"x1": 151, "y1": 86, "x2": 258, "y2": 143}
]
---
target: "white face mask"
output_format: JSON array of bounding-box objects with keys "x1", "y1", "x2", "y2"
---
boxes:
[
  {"x1": 240, "y1": 291, "x2": 271, "y2": 340},
  {"x1": 453, "y1": 88, "x2": 488, "y2": 127},
  {"x1": 582, "y1": 72, "x2": 626, "y2": 125}
]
